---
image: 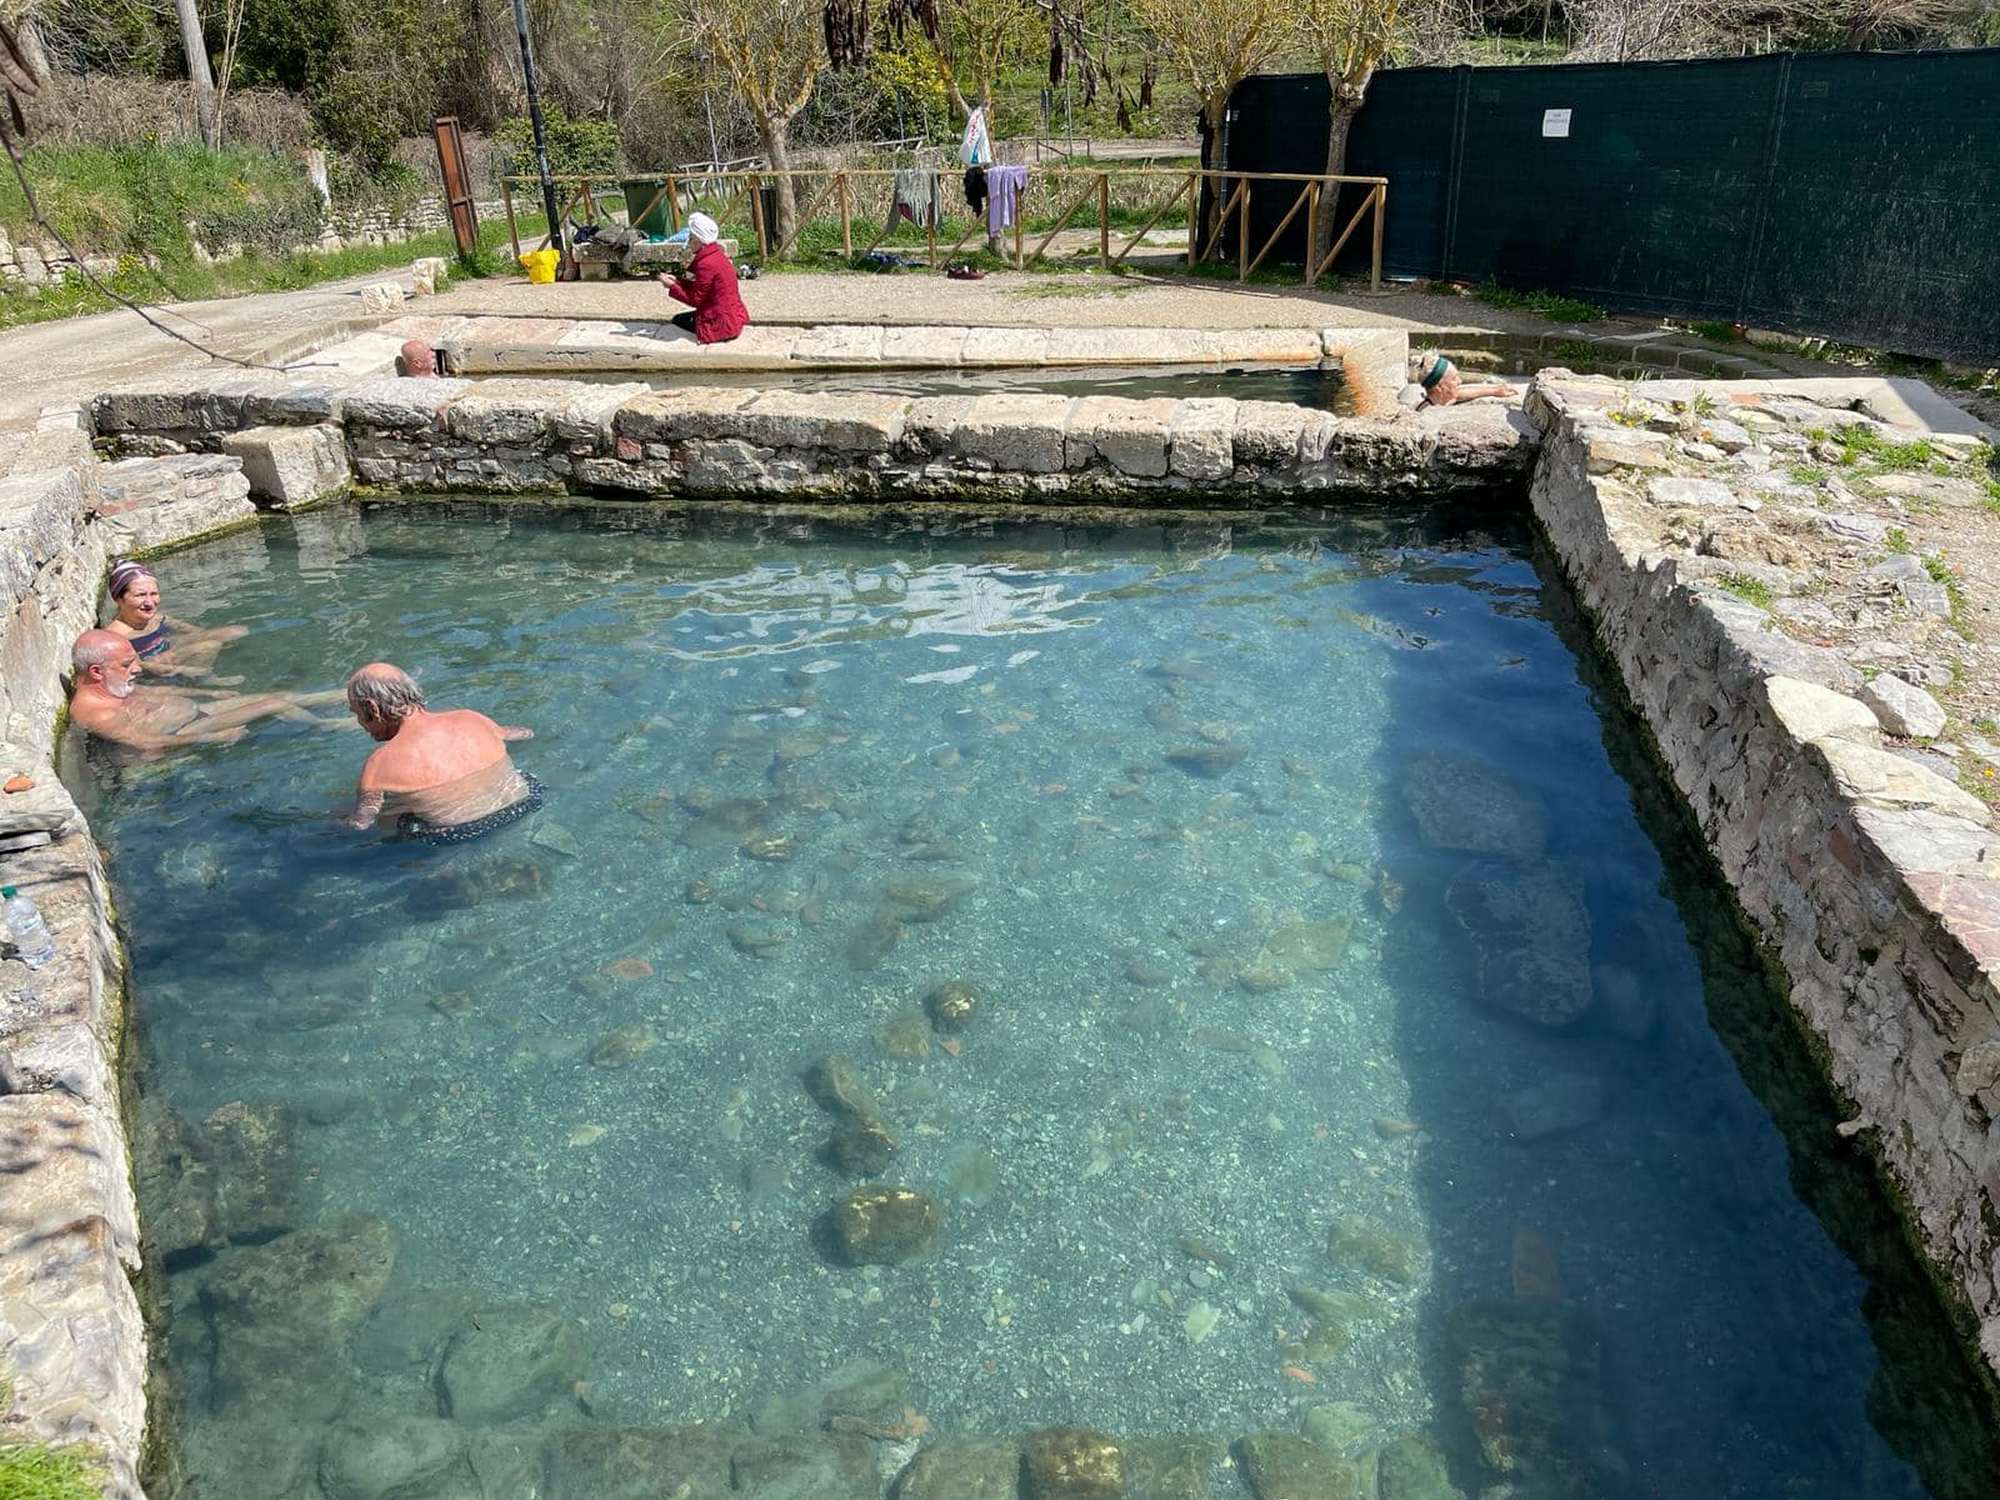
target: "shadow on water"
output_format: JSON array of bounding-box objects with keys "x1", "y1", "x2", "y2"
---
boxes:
[{"x1": 1372, "y1": 514, "x2": 2000, "y2": 1499}]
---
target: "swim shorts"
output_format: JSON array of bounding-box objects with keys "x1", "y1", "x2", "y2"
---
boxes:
[{"x1": 396, "y1": 772, "x2": 545, "y2": 845}]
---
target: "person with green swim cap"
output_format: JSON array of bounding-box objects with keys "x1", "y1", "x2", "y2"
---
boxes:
[{"x1": 1405, "y1": 348, "x2": 1519, "y2": 407}]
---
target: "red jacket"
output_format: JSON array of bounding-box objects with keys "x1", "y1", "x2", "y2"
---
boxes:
[{"x1": 668, "y1": 241, "x2": 749, "y2": 344}]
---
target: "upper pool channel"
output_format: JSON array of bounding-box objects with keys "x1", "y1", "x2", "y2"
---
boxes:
[
  {"x1": 461, "y1": 361, "x2": 1358, "y2": 414},
  {"x1": 78, "y1": 500, "x2": 1998, "y2": 1499}
]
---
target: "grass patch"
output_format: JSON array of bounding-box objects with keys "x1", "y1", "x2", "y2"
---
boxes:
[
  {"x1": 0, "y1": 217, "x2": 534, "y2": 332},
  {"x1": 1714, "y1": 572, "x2": 1776, "y2": 608},
  {"x1": 1789, "y1": 463, "x2": 1828, "y2": 487},
  {"x1": 1925, "y1": 555, "x2": 1973, "y2": 637},
  {"x1": 1838, "y1": 422, "x2": 1934, "y2": 470},
  {"x1": 1884, "y1": 527, "x2": 1912, "y2": 553},
  {"x1": 1472, "y1": 280, "x2": 1606, "y2": 324},
  {"x1": 0, "y1": 1377, "x2": 105, "y2": 1500},
  {"x1": 1688, "y1": 319, "x2": 1741, "y2": 344}
]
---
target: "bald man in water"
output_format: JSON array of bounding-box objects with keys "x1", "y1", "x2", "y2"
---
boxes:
[
  {"x1": 68, "y1": 629, "x2": 338, "y2": 756},
  {"x1": 343, "y1": 663, "x2": 537, "y2": 836}
]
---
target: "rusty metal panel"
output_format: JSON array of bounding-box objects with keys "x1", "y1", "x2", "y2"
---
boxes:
[{"x1": 432, "y1": 115, "x2": 480, "y2": 259}]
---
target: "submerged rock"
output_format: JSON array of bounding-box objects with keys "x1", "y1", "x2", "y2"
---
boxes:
[
  {"x1": 202, "y1": 1099, "x2": 296, "y2": 1241},
  {"x1": 875, "y1": 1011, "x2": 932, "y2": 1059},
  {"x1": 542, "y1": 1425, "x2": 739, "y2": 1500},
  {"x1": 1327, "y1": 1216, "x2": 1425, "y2": 1288},
  {"x1": 1302, "y1": 1401, "x2": 1379, "y2": 1456},
  {"x1": 741, "y1": 834, "x2": 796, "y2": 862},
  {"x1": 829, "y1": 1186, "x2": 941, "y2": 1265},
  {"x1": 1164, "y1": 743, "x2": 1247, "y2": 778},
  {"x1": 1123, "y1": 1434, "x2": 1226, "y2": 1500},
  {"x1": 317, "y1": 1415, "x2": 468, "y2": 1500},
  {"x1": 883, "y1": 875, "x2": 978, "y2": 922},
  {"x1": 132, "y1": 1100, "x2": 218, "y2": 1261},
  {"x1": 1376, "y1": 1432, "x2": 1466, "y2": 1500},
  {"x1": 1448, "y1": 1298, "x2": 1619, "y2": 1497},
  {"x1": 1401, "y1": 752, "x2": 1548, "y2": 857},
  {"x1": 752, "y1": 1357, "x2": 907, "y2": 1435},
  {"x1": 805, "y1": 1054, "x2": 884, "y2": 1123},
  {"x1": 926, "y1": 979, "x2": 980, "y2": 1032},
  {"x1": 727, "y1": 921, "x2": 789, "y2": 957},
  {"x1": 846, "y1": 909, "x2": 904, "y2": 970},
  {"x1": 1023, "y1": 1426, "x2": 1123, "y2": 1500},
  {"x1": 406, "y1": 856, "x2": 551, "y2": 917},
  {"x1": 1238, "y1": 1432, "x2": 1369, "y2": 1500},
  {"x1": 590, "y1": 1021, "x2": 658, "y2": 1069},
  {"x1": 1444, "y1": 861, "x2": 1594, "y2": 1030},
  {"x1": 1244, "y1": 914, "x2": 1355, "y2": 989},
  {"x1": 729, "y1": 1433, "x2": 877, "y2": 1500},
  {"x1": 437, "y1": 1303, "x2": 588, "y2": 1423},
  {"x1": 1508, "y1": 1072, "x2": 1608, "y2": 1141},
  {"x1": 828, "y1": 1116, "x2": 899, "y2": 1177},
  {"x1": 945, "y1": 1142, "x2": 1002, "y2": 1207},
  {"x1": 894, "y1": 1439, "x2": 1021, "y2": 1499}
]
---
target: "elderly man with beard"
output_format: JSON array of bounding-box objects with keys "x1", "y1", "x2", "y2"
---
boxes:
[{"x1": 67, "y1": 630, "x2": 340, "y2": 756}]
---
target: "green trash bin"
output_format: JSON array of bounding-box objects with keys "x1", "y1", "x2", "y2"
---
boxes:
[{"x1": 622, "y1": 179, "x2": 677, "y2": 238}]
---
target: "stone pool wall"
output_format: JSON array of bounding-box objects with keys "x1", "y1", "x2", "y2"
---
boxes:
[
  {"x1": 9, "y1": 357, "x2": 2000, "y2": 1495},
  {"x1": 88, "y1": 369, "x2": 1535, "y2": 505},
  {"x1": 1525, "y1": 373, "x2": 2000, "y2": 1377}
]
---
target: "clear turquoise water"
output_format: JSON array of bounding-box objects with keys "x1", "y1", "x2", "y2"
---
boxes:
[{"x1": 80, "y1": 501, "x2": 1996, "y2": 1498}]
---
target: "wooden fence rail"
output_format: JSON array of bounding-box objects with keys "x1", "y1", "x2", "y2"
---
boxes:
[{"x1": 501, "y1": 168, "x2": 1389, "y2": 289}]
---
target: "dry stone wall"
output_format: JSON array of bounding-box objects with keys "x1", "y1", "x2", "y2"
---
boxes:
[{"x1": 1526, "y1": 372, "x2": 2000, "y2": 1376}]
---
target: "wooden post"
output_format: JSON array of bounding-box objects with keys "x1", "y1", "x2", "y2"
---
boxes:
[
  {"x1": 503, "y1": 182, "x2": 521, "y2": 263},
  {"x1": 1098, "y1": 172, "x2": 1110, "y2": 270},
  {"x1": 1186, "y1": 171, "x2": 1198, "y2": 270},
  {"x1": 837, "y1": 172, "x2": 852, "y2": 259},
  {"x1": 1015, "y1": 202, "x2": 1024, "y2": 270},
  {"x1": 1238, "y1": 177, "x2": 1250, "y2": 282},
  {"x1": 1304, "y1": 181, "x2": 1320, "y2": 286},
  {"x1": 750, "y1": 174, "x2": 769, "y2": 263},
  {"x1": 665, "y1": 174, "x2": 681, "y2": 233},
  {"x1": 1370, "y1": 183, "x2": 1386, "y2": 292},
  {"x1": 927, "y1": 210, "x2": 937, "y2": 268}
]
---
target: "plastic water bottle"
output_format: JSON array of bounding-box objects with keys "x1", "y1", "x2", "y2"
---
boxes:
[{"x1": 3, "y1": 885, "x2": 55, "y2": 969}]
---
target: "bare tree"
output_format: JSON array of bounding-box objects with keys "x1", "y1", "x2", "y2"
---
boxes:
[
  {"x1": 1128, "y1": 0, "x2": 1291, "y2": 234},
  {"x1": 665, "y1": 0, "x2": 825, "y2": 244},
  {"x1": 1297, "y1": 0, "x2": 1402, "y2": 268},
  {"x1": 932, "y1": 0, "x2": 1038, "y2": 124},
  {"x1": 169, "y1": 0, "x2": 219, "y2": 146}
]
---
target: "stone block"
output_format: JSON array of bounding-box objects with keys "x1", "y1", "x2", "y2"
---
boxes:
[
  {"x1": 961, "y1": 327, "x2": 1050, "y2": 366},
  {"x1": 1231, "y1": 400, "x2": 1310, "y2": 468},
  {"x1": 1169, "y1": 399, "x2": 1235, "y2": 482},
  {"x1": 359, "y1": 281, "x2": 406, "y2": 314},
  {"x1": 0, "y1": 1022, "x2": 118, "y2": 1109},
  {"x1": 337, "y1": 378, "x2": 469, "y2": 432},
  {"x1": 1044, "y1": 327, "x2": 1212, "y2": 367},
  {"x1": 1764, "y1": 677, "x2": 1880, "y2": 748},
  {"x1": 443, "y1": 380, "x2": 578, "y2": 446},
  {"x1": 951, "y1": 394, "x2": 1072, "y2": 474},
  {"x1": 735, "y1": 391, "x2": 907, "y2": 452},
  {"x1": 881, "y1": 326, "x2": 968, "y2": 368},
  {"x1": 791, "y1": 324, "x2": 886, "y2": 366},
  {"x1": 549, "y1": 383, "x2": 647, "y2": 450},
  {"x1": 1863, "y1": 674, "x2": 1949, "y2": 740},
  {"x1": 1646, "y1": 475, "x2": 1739, "y2": 509},
  {"x1": 98, "y1": 485, "x2": 258, "y2": 555},
  {"x1": 221, "y1": 425, "x2": 349, "y2": 509},
  {"x1": 1064, "y1": 397, "x2": 1176, "y2": 477},
  {"x1": 615, "y1": 387, "x2": 758, "y2": 443},
  {"x1": 1327, "y1": 327, "x2": 1409, "y2": 416},
  {"x1": 1816, "y1": 736, "x2": 1991, "y2": 826},
  {"x1": 0, "y1": 467, "x2": 87, "y2": 608},
  {"x1": 1215, "y1": 327, "x2": 1324, "y2": 363},
  {"x1": 901, "y1": 397, "x2": 982, "y2": 458},
  {"x1": 1584, "y1": 428, "x2": 1671, "y2": 472}
]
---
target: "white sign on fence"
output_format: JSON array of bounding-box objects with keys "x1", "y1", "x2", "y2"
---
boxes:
[{"x1": 1542, "y1": 108, "x2": 1573, "y2": 138}]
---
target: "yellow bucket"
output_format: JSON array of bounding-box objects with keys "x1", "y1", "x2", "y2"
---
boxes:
[{"x1": 519, "y1": 248, "x2": 560, "y2": 285}]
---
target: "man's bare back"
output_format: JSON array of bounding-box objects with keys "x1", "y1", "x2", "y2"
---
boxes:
[{"x1": 343, "y1": 664, "x2": 534, "y2": 832}]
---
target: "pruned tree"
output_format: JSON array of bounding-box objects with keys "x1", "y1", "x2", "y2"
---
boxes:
[
  {"x1": 1297, "y1": 0, "x2": 1402, "y2": 268},
  {"x1": 171, "y1": 0, "x2": 220, "y2": 145},
  {"x1": 664, "y1": 0, "x2": 825, "y2": 244},
  {"x1": 932, "y1": 0, "x2": 1039, "y2": 124},
  {"x1": 1128, "y1": 0, "x2": 1290, "y2": 234}
]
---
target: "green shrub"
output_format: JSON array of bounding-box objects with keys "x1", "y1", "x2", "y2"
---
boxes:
[
  {"x1": 498, "y1": 107, "x2": 620, "y2": 182},
  {"x1": 1714, "y1": 572, "x2": 1775, "y2": 608},
  {"x1": 1472, "y1": 280, "x2": 1606, "y2": 324}
]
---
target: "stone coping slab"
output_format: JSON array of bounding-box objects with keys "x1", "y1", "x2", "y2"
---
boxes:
[{"x1": 428, "y1": 316, "x2": 1392, "y2": 380}]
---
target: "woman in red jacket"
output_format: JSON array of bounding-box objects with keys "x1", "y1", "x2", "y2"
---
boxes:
[{"x1": 658, "y1": 213, "x2": 749, "y2": 345}]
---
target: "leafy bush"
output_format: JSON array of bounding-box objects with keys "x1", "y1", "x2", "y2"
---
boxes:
[{"x1": 497, "y1": 108, "x2": 619, "y2": 182}]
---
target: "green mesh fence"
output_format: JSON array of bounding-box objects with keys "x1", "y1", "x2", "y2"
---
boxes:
[{"x1": 1223, "y1": 49, "x2": 2000, "y2": 362}]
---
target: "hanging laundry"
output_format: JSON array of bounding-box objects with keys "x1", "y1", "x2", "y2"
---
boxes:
[
  {"x1": 964, "y1": 165, "x2": 988, "y2": 215},
  {"x1": 884, "y1": 168, "x2": 941, "y2": 232},
  {"x1": 960, "y1": 107, "x2": 992, "y2": 167},
  {"x1": 985, "y1": 164, "x2": 1029, "y2": 239}
]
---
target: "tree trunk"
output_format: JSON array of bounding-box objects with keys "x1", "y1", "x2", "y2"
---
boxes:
[
  {"x1": 173, "y1": 0, "x2": 220, "y2": 148},
  {"x1": 761, "y1": 116, "x2": 798, "y2": 251},
  {"x1": 1311, "y1": 76, "x2": 1370, "y2": 273}
]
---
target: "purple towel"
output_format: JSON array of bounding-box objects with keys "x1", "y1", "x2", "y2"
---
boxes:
[{"x1": 986, "y1": 165, "x2": 1028, "y2": 237}]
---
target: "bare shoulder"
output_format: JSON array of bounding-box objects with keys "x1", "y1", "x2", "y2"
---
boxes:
[{"x1": 356, "y1": 743, "x2": 397, "y2": 790}]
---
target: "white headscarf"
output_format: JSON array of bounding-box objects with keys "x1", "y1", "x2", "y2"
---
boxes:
[{"x1": 688, "y1": 213, "x2": 720, "y2": 245}]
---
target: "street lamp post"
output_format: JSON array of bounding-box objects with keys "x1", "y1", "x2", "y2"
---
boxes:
[{"x1": 511, "y1": 0, "x2": 566, "y2": 262}]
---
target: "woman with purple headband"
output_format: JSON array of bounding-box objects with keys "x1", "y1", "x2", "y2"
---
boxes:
[{"x1": 103, "y1": 560, "x2": 247, "y2": 679}]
